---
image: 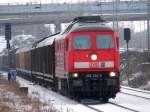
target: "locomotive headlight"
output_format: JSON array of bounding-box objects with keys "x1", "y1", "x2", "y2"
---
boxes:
[
  {"x1": 73, "y1": 73, "x2": 78, "y2": 78},
  {"x1": 109, "y1": 72, "x2": 116, "y2": 77},
  {"x1": 91, "y1": 54, "x2": 97, "y2": 61}
]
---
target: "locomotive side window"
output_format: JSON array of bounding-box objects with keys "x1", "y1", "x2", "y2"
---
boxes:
[
  {"x1": 74, "y1": 35, "x2": 90, "y2": 49},
  {"x1": 96, "y1": 35, "x2": 113, "y2": 48}
]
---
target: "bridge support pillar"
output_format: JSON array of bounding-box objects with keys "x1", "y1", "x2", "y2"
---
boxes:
[{"x1": 54, "y1": 22, "x2": 61, "y2": 33}]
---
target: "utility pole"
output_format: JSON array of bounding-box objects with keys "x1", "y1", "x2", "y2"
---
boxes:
[
  {"x1": 147, "y1": 1, "x2": 150, "y2": 55},
  {"x1": 115, "y1": 0, "x2": 119, "y2": 32},
  {"x1": 113, "y1": 0, "x2": 115, "y2": 29},
  {"x1": 112, "y1": 0, "x2": 119, "y2": 31},
  {"x1": 148, "y1": 20, "x2": 150, "y2": 51}
]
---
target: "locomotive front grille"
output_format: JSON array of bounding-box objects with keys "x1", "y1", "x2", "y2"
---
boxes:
[
  {"x1": 69, "y1": 72, "x2": 119, "y2": 98},
  {"x1": 70, "y1": 72, "x2": 118, "y2": 87}
]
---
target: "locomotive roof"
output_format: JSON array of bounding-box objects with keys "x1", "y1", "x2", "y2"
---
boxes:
[
  {"x1": 62, "y1": 22, "x2": 113, "y2": 35},
  {"x1": 62, "y1": 16, "x2": 112, "y2": 34},
  {"x1": 73, "y1": 16, "x2": 105, "y2": 23},
  {"x1": 71, "y1": 23, "x2": 113, "y2": 32}
]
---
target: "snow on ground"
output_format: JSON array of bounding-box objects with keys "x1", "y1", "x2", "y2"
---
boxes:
[
  {"x1": 17, "y1": 77, "x2": 97, "y2": 112},
  {"x1": 15, "y1": 75, "x2": 150, "y2": 112},
  {"x1": 0, "y1": 71, "x2": 96, "y2": 112},
  {"x1": 1, "y1": 71, "x2": 150, "y2": 112},
  {"x1": 0, "y1": 85, "x2": 23, "y2": 112}
]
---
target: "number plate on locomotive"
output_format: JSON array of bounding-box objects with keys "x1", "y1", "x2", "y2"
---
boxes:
[{"x1": 86, "y1": 74, "x2": 102, "y2": 78}]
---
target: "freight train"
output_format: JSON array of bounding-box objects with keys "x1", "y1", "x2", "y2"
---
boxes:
[{"x1": 0, "y1": 16, "x2": 122, "y2": 102}]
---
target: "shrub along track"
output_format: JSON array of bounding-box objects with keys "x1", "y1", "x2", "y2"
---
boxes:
[{"x1": 0, "y1": 74, "x2": 58, "y2": 112}]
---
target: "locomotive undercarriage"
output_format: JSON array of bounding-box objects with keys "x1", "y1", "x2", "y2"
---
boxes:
[{"x1": 59, "y1": 72, "x2": 120, "y2": 102}]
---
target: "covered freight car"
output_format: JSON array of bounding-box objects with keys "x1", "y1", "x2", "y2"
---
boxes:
[
  {"x1": 16, "y1": 46, "x2": 32, "y2": 80},
  {"x1": 16, "y1": 33, "x2": 59, "y2": 86}
]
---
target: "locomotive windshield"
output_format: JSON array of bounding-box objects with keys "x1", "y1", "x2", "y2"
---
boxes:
[
  {"x1": 74, "y1": 35, "x2": 90, "y2": 49},
  {"x1": 96, "y1": 35, "x2": 113, "y2": 48}
]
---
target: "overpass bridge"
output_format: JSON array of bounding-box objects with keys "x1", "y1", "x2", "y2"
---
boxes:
[{"x1": 0, "y1": 1, "x2": 150, "y2": 25}]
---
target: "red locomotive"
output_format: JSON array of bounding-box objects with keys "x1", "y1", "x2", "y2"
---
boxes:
[{"x1": 15, "y1": 16, "x2": 120, "y2": 102}]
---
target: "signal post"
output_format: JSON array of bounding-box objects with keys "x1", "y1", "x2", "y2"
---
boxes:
[{"x1": 124, "y1": 28, "x2": 131, "y2": 86}]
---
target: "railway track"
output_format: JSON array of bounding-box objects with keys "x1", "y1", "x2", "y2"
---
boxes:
[
  {"x1": 83, "y1": 101, "x2": 140, "y2": 112},
  {"x1": 121, "y1": 86, "x2": 150, "y2": 95},
  {"x1": 120, "y1": 91, "x2": 150, "y2": 100},
  {"x1": 83, "y1": 104, "x2": 104, "y2": 112},
  {"x1": 121, "y1": 86, "x2": 150, "y2": 100},
  {"x1": 108, "y1": 102, "x2": 140, "y2": 112},
  {"x1": 81, "y1": 98, "x2": 141, "y2": 112}
]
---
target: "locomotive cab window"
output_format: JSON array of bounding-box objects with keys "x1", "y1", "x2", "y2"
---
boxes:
[
  {"x1": 96, "y1": 35, "x2": 113, "y2": 48},
  {"x1": 74, "y1": 35, "x2": 90, "y2": 49}
]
